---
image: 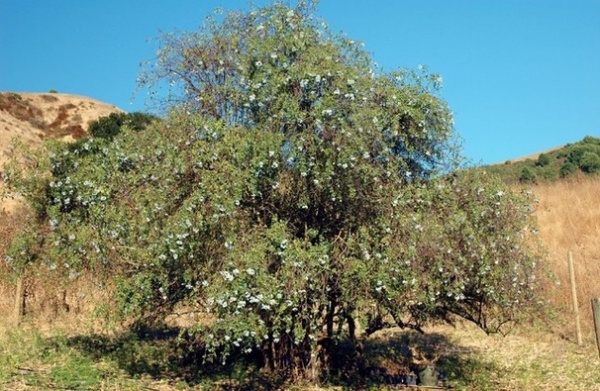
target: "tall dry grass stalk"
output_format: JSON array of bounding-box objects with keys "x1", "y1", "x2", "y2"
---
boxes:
[
  {"x1": 530, "y1": 175, "x2": 600, "y2": 337},
  {"x1": 0, "y1": 208, "x2": 116, "y2": 333}
]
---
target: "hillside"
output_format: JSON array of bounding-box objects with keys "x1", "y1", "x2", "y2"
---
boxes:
[
  {"x1": 481, "y1": 135, "x2": 600, "y2": 184},
  {"x1": 0, "y1": 92, "x2": 122, "y2": 211}
]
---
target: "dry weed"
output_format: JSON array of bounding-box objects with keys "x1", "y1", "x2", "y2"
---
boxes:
[{"x1": 529, "y1": 175, "x2": 600, "y2": 337}]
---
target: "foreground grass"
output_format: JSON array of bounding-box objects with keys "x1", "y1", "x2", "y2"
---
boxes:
[
  {"x1": 1, "y1": 321, "x2": 599, "y2": 390},
  {"x1": 439, "y1": 322, "x2": 600, "y2": 391},
  {"x1": 0, "y1": 327, "x2": 149, "y2": 390}
]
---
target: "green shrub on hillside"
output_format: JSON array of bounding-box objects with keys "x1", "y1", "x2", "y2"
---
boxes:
[
  {"x1": 560, "y1": 162, "x2": 577, "y2": 178},
  {"x1": 582, "y1": 135, "x2": 600, "y2": 145},
  {"x1": 519, "y1": 167, "x2": 536, "y2": 184},
  {"x1": 580, "y1": 151, "x2": 600, "y2": 174},
  {"x1": 88, "y1": 112, "x2": 158, "y2": 141},
  {"x1": 567, "y1": 144, "x2": 600, "y2": 167},
  {"x1": 536, "y1": 153, "x2": 550, "y2": 167}
]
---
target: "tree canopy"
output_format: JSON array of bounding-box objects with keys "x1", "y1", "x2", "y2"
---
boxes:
[{"x1": 3, "y1": 1, "x2": 544, "y2": 381}]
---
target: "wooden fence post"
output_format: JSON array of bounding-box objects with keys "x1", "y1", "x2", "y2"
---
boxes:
[
  {"x1": 13, "y1": 276, "x2": 24, "y2": 326},
  {"x1": 592, "y1": 298, "x2": 600, "y2": 360},
  {"x1": 568, "y1": 251, "x2": 582, "y2": 346}
]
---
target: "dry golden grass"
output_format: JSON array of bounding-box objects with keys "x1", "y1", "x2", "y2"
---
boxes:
[
  {"x1": 430, "y1": 321, "x2": 600, "y2": 391},
  {"x1": 528, "y1": 175, "x2": 600, "y2": 338}
]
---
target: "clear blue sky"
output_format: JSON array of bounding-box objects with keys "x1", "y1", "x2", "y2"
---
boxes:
[{"x1": 1, "y1": 0, "x2": 598, "y2": 164}]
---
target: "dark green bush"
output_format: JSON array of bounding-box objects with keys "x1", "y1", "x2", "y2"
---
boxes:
[
  {"x1": 580, "y1": 151, "x2": 600, "y2": 174},
  {"x1": 567, "y1": 144, "x2": 600, "y2": 167},
  {"x1": 519, "y1": 167, "x2": 536, "y2": 184},
  {"x1": 560, "y1": 162, "x2": 577, "y2": 178},
  {"x1": 536, "y1": 153, "x2": 550, "y2": 167},
  {"x1": 581, "y1": 136, "x2": 600, "y2": 145},
  {"x1": 88, "y1": 112, "x2": 158, "y2": 141}
]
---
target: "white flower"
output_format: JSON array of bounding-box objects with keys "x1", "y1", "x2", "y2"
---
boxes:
[
  {"x1": 347, "y1": 79, "x2": 355, "y2": 85},
  {"x1": 255, "y1": 61, "x2": 263, "y2": 67},
  {"x1": 221, "y1": 271, "x2": 234, "y2": 282},
  {"x1": 246, "y1": 268, "x2": 256, "y2": 276}
]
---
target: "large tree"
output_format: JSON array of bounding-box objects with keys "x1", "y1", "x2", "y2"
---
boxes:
[{"x1": 4, "y1": 1, "x2": 543, "y2": 381}]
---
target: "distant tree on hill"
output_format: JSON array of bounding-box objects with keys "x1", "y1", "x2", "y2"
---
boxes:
[
  {"x1": 536, "y1": 153, "x2": 550, "y2": 167},
  {"x1": 567, "y1": 144, "x2": 600, "y2": 168},
  {"x1": 88, "y1": 112, "x2": 158, "y2": 140},
  {"x1": 519, "y1": 167, "x2": 536, "y2": 184},
  {"x1": 582, "y1": 135, "x2": 600, "y2": 145},
  {"x1": 560, "y1": 162, "x2": 577, "y2": 178},
  {"x1": 580, "y1": 151, "x2": 600, "y2": 174}
]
